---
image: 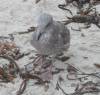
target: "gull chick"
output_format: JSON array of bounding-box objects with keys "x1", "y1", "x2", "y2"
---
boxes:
[
  {"x1": 30, "y1": 13, "x2": 70, "y2": 81},
  {"x1": 30, "y1": 13, "x2": 70, "y2": 57}
]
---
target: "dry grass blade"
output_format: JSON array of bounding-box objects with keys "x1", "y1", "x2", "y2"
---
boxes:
[
  {"x1": 58, "y1": 4, "x2": 73, "y2": 16},
  {"x1": 35, "y1": 0, "x2": 41, "y2": 4}
]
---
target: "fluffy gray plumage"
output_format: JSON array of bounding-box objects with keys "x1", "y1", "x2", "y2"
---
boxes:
[{"x1": 30, "y1": 13, "x2": 70, "y2": 56}]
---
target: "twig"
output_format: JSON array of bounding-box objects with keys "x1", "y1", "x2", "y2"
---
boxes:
[
  {"x1": 20, "y1": 72, "x2": 46, "y2": 84},
  {"x1": 11, "y1": 31, "x2": 33, "y2": 35},
  {"x1": 77, "y1": 72, "x2": 100, "y2": 79},
  {"x1": 66, "y1": 63, "x2": 100, "y2": 80},
  {"x1": 71, "y1": 27, "x2": 81, "y2": 31},
  {"x1": 57, "y1": 81, "x2": 100, "y2": 95},
  {"x1": 17, "y1": 79, "x2": 28, "y2": 95},
  {"x1": 15, "y1": 52, "x2": 31, "y2": 60},
  {"x1": 58, "y1": 4, "x2": 73, "y2": 16},
  {"x1": 56, "y1": 81, "x2": 68, "y2": 95},
  {"x1": 70, "y1": 89, "x2": 100, "y2": 95},
  {"x1": 16, "y1": 72, "x2": 46, "y2": 95},
  {"x1": 0, "y1": 36, "x2": 10, "y2": 39},
  {"x1": 66, "y1": 63, "x2": 84, "y2": 74},
  {"x1": 64, "y1": 12, "x2": 100, "y2": 28},
  {"x1": 67, "y1": 74, "x2": 92, "y2": 81},
  {"x1": 9, "y1": 27, "x2": 35, "y2": 35}
]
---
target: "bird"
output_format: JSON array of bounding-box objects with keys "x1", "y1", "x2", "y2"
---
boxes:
[
  {"x1": 30, "y1": 13, "x2": 70, "y2": 57},
  {"x1": 30, "y1": 13, "x2": 70, "y2": 81}
]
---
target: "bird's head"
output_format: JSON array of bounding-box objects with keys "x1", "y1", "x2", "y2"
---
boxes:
[{"x1": 36, "y1": 13, "x2": 53, "y2": 28}]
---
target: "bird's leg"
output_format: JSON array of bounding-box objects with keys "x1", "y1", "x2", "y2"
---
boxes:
[
  {"x1": 39, "y1": 58, "x2": 53, "y2": 81},
  {"x1": 33, "y1": 55, "x2": 43, "y2": 69},
  {"x1": 24, "y1": 54, "x2": 46, "y2": 73},
  {"x1": 29, "y1": 54, "x2": 53, "y2": 81},
  {"x1": 30, "y1": 54, "x2": 47, "y2": 72}
]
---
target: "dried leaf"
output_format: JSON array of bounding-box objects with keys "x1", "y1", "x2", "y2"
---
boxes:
[
  {"x1": 94, "y1": 63, "x2": 100, "y2": 68},
  {"x1": 0, "y1": 41, "x2": 22, "y2": 60},
  {"x1": 7, "y1": 74, "x2": 15, "y2": 81},
  {"x1": 0, "y1": 67, "x2": 4, "y2": 75}
]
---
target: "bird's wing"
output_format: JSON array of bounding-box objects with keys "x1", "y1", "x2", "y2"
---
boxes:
[
  {"x1": 31, "y1": 27, "x2": 46, "y2": 41},
  {"x1": 57, "y1": 22, "x2": 70, "y2": 45},
  {"x1": 61, "y1": 26, "x2": 70, "y2": 44}
]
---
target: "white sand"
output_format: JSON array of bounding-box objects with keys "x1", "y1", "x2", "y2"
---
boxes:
[{"x1": 0, "y1": 0, "x2": 100, "y2": 95}]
